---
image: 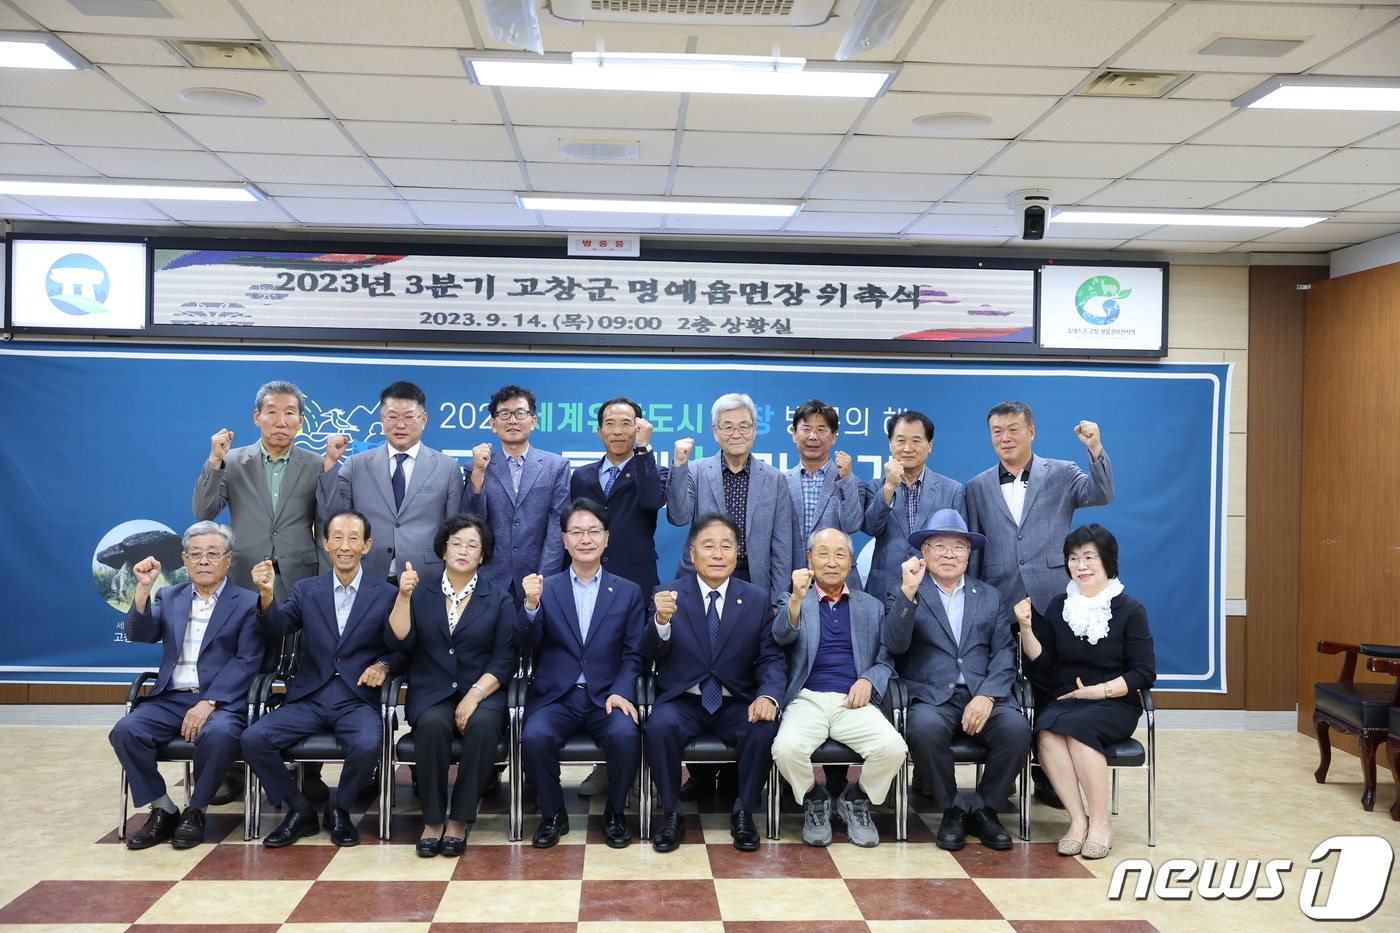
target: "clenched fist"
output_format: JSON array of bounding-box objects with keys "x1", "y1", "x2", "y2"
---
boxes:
[
  {"x1": 790, "y1": 568, "x2": 815, "y2": 602},
  {"x1": 636, "y1": 416, "x2": 654, "y2": 447},
  {"x1": 673, "y1": 437, "x2": 694, "y2": 467},
  {"x1": 208, "y1": 428, "x2": 233, "y2": 467},
  {"x1": 323, "y1": 434, "x2": 349, "y2": 469},
  {"x1": 883, "y1": 457, "x2": 903, "y2": 491},
  {"x1": 653, "y1": 589, "x2": 679, "y2": 625},
  {"x1": 133, "y1": 557, "x2": 162, "y2": 587},
  {"x1": 1074, "y1": 420, "x2": 1103, "y2": 457},
  {"x1": 250, "y1": 559, "x2": 276, "y2": 598},
  {"x1": 471, "y1": 442, "x2": 492, "y2": 475},
  {"x1": 521, "y1": 572, "x2": 544, "y2": 611},
  {"x1": 835, "y1": 450, "x2": 852, "y2": 479},
  {"x1": 1014, "y1": 597, "x2": 1033, "y2": 628},
  {"x1": 900, "y1": 555, "x2": 926, "y2": 598}
]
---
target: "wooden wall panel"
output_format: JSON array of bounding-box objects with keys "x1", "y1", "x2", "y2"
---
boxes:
[{"x1": 1298, "y1": 262, "x2": 1400, "y2": 731}]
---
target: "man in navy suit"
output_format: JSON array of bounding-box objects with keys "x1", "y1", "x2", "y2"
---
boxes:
[
  {"x1": 318, "y1": 381, "x2": 463, "y2": 582},
  {"x1": 241, "y1": 509, "x2": 403, "y2": 848},
  {"x1": 109, "y1": 521, "x2": 264, "y2": 850},
  {"x1": 516, "y1": 499, "x2": 645, "y2": 849},
  {"x1": 643, "y1": 514, "x2": 786, "y2": 853},
  {"x1": 463, "y1": 384, "x2": 570, "y2": 605},
  {"x1": 884, "y1": 509, "x2": 1029, "y2": 852}
]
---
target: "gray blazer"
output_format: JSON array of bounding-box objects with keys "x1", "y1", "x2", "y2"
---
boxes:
[
  {"x1": 773, "y1": 587, "x2": 894, "y2": 709},
  {"x1": 192, "y1": 443, "x2": 324, "y2": 602},
  {"x1": 882, "y1": 574, "x2": 1017, "y2": 707},
  {"x1": 965, "y1": 453, "x2": 1114, "y2": 614},
  {"x1": 667, "y1": 453, "x2": 794, "y2": 607},
  {"x1": 784, "y1": 463, "x2": 865, "y2": 587},
  {"x1": 316, "y1": 443, "x2": 463, "y2": 581},
  {"x1": 461, "y1": 444, "x2": 570, "y2": 601},
  {"x1": 862, "y1": 467, "x2": 965, "y2": 607}
]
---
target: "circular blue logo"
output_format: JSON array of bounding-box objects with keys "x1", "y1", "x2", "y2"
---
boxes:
[
  {"x1": 1074, "y1": 275, "x2": 1131, "y2": 326},
  {"x1": 46, "y1": 253, "x2": 111, "y2": 316}
]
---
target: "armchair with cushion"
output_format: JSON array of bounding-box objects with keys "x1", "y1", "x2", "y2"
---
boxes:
[
  {"x1": 1364, "y1": 656, "x2": 1400, "y2": 821},
  {"x1": 1313, "y1": 641, "x2": 1400, "y2": 810}
]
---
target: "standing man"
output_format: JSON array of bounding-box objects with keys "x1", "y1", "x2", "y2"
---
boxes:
[
  {"x1": 784, "y1": 399, "x2": 864, "y2": 586},
  {"x1": 643, "y1": 515, "x2": 785, "y2": 853},
  {"x1": 109, "y1": 522, "x2": 263, "y2": 850},
  {"x1": 863, "y1": 411, "x2": 964, "y2": 605},
  {"x1": 241, "y1": 509, "x2": 402, "y2": 849},
  {"x1": 772, "y1": 528, "x2": 906, "y2": 848},
  {"x1": 516, "y1": 499, "x2": 646, "y2": 849},
  {"x1": 463, "y1": 384, "x2": 571, "y2": 605},
  {"x1": 883, "y1": 510, "x2": 1029, "y2": 852},
  {"x1": 318, "y1": 381, "x2": 462, "y2": 582}
]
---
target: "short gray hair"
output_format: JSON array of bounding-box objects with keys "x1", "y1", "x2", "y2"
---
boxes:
[
  {"x1": 255, "y1": 381, "x2": 305, "y2": 416},
  {"x1": 183, "y1": 521, "x2": 234, "y2": 552},
  {"x1": 806, "y1": 527, "x2": 853, "y2": 552},
  {"x1": 711, "y1": 392, "x2": 756, "y2": 425}
]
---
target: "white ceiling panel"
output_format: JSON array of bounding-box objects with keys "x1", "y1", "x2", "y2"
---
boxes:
[
  {"x1": 950, "y1": 175, "x2": 1115, "y2": 205},
  {"x1": 374, "y1": 159, "x2": 523, "y2": 190},
  {"x1": 8, "y1": 194, "x2": 172, "y2": 220},
  {"x1": 278, "y1": 197, "x2": 420, "y2": 226},
  {"x1": 0, "y1": 143, "x2": 99, "y2": 175},
  {"x1": 1250, "y1": 222, "x2": 1400, "y2": 244},
  {"x1": 0, "y1": 195, "x2": 49, "y2": 216},
  {"x1": 984, "y1": 141, "x2": 1168, "y2": 178},
  {"x1": 1216, "y1": 181, "x2": 1396, "y2": 211},
  {"x1": 904, "y1": 213, "x2": 1020, "y2": 237},
  {"x1": 502, "y1": 88, "x2": 683, "y2": 130},
  {"x1": 257, "y1": 183, "x2": 396, "y2": 199},
  {"x1": 809, "y1": 171, "x2": 962, "y2": 201},
  {"x1": 526, "y1": 163, "x2": 670, "y2": 196},
  {"x1": 1026, "y1": 97, "x2": 1235, "y2": 143},
  {"x1": 1133, "y1": 224, "x2": 1267, "y2": 242},
  {"x1": 1193, "y1": 109, "x2": 1400, "y2": 147},
  {"x1": 345, "y1": 122, "x2": 516, "y2": 161},
  {"x1": 516, "y1": 127, "x2": 674, "y2": 166},
  {"x1": 809, "y1": 199, "x2": 929, "y2": 213},
  {"x1": 1314, "y1": 19, "x2": 1400, "y2": 77},
  {"x1": 908, "y1": 0, "x2": 1173, "y2": 67},
  {"x1": 10, "y1": 0, "x2": 255, "y2": 37},
  {"x1": 398, "y1": 187, "x2": 517, "y2": 203},
  {"x1": 0, "y1": 107, "x2": 195, "y2": 149},
  {"x1": 1021, "y1": 236, "x2": 1129, "y2": 250},
  {"x1": 1132, "y1": 144, "x2": 1333, "y2": 182},
  {"x1": 277, "y1": 43, "x2": 466, "y2": 77},
  {"x1": 857, "y1": 92, "x2": 1057, "y2": 140},
  {"x1": 63, "y1": 34, "x2": 186, "y2": 67},
  {"x1": 102, "y1": 65, "x2": 329, "y2": 118},
  {"x1": 833, "y1": 137, "x2": 1007, "y2": 174},
  {"x1": 302, "y1": 74, "x2": 502, "y2": 124},
  {"x1": 1118, "y1": 238, "x2": 1241, "y2": 252},
  {"x1": 785, "y1": 212, "x2": 922, "y2": 234},
  {"x1": 683, "y1": 96, "x2": 867, "y2": 135},
  {"x1": 678, "y1": 132, "x2": 840, "y2": 170},
  {"x1": 892, "y1": 64, "x2": 1091, "y2": 96},
  {"x1": 672, "y1": 167, "x2": 817, "y2": 199},
  {"x1": 0, "y1": 121, "x2": 37, "y2": 144},
  {"x1": 1081, "y1": 178, "x2": 1257, "y2": 207},
  {"x1": 1280, "y1": 148, "x2": 1400, "y2": 185},
  {"x1": 1356, "y1": 125, "x2": 1400, "y2": 149},
  {"x1": 60, "y1": 146, "x2": 238, "y2": 181},
  {"x1": 0, "y1": 69, "x2": 147, "y2": 111},
  {"x1": 237, "y1": 0, "x2": 473, "y2": 46},
  {"x1": 168, "y1": 115, "x2": 360, "y2": 156},
  {"x1": 661, "y1": 214, "x2": 794, "y2": 231},
  {"x1": 220, "y1": 153, "x2": 388, "y2": 186},
  {"x1": 408, "y1": 201, "x2": 539, "y2": 227},
  {"x1": 157, "y1": 199, "x2": 294, "y2": 224},
  {"x1": 1169, "y1": 73, "x2": 1283, "y2": 102}
]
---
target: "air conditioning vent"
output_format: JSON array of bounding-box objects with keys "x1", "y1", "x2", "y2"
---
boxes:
[
  {"x1": 170, "y1": 40, "x2": 281, "y2": 70},
  {"x1": 549, "y1": 0, "x2": 836, "y2": 26},
  {"x1": 1080, "y1": 71, "x2": 1185, "y2": 99}
]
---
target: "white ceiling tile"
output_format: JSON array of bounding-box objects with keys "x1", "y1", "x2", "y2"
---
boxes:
[
  {"x1": 1132, "y1": 144, "x2": 1333, "y2": 182},
  {"x1": 1317, "y1": 20, "x2": 1400, "y2": 77},
  {"x1": 0, "y1": 5, "x2": 31, "y2": 27},
  {"x1": 397, "y1": 187, "x2": 517, "y2": 203},
  {"x1": 808, "y1": 199, "x2": 930, "y2": 213},
  {"x1": 1134, "y1": 225, "x2": 1266, "y2": 242},
  {"x1": 809, "y1": 171, "x2": 962, "y2": 201},
  {"x1": 1117, "y1": 238, "x2": 1240, "y2": 252},
  {"x1": 1279, "y1": 149, "x2": 1400, "y2": 185},
  {"x1": 908, "y1": 234, "x2": 1020, "y2": 247},
  {"x1": 671, "y1": 167, "x2": 817, "y2": 199},
  {"x1": 63, "y1": 34, "x2": 186, "y2": 66},
  {"x1": 516, "y1": 127, "x2": 674, "y2": 166},
  {"x1": 785, "y1": 212, "x2": 920, "y2": 234},
  {"x1": 892, "y1": 64, "x2": 1091, "y2": 96},
  {"x1": 219, "y1": 152, "x2": 387, "y2": 186},
  {"x1": 0, "y1": 69, "x2": 146, "y2": 111},
  {"x1": 1356, "y1": 124, "x2": 1400, "y2": 148},
  {"x1": 1250, "y1": 222, "x2": 1400, "y2": 245},
  {"x1": 0, "y1": 196, "x2": 49, "y2": 216},
  {"x1": 257, "y1": 183, "x2": 395, "y2": 198},
  {"x1": 302, "y1": 74, "x2": 502, "y2": 123},
  {"x1": 278, "y1": 43, "x2": 469, "y2": 77},
  {"x1": 101, "y1": 65, "x2": 328, "y2": 118},
  {"x1": 6, "y1": 194, "x2": 172, "y2": 220},
  {"x1": 12, "y1": 0, "x2": 255, "y2": 37},
  {"x1": 834, "y1": 137, "x2": 1007, "y2": 174},
  {"x1": 1026, "y1": 98, "x2": 1235, "y2": 143},
  {"x1": 907, "y1": 0, "x2": 1173, "y2": 67},
  {"x1": 60, "y1": 146, "x2": 239, "y2": 181},
  {"x1": 156, "y1": 199, "x2": 295, "y2": 224},
  {"x1": 0, "y1": 120, "x2": 36, "y2": 144},
  {"x1": 932, "y1": 201, "x2": 1025, "y2": 215},
  {"x1": 375, "y1": 159, "x2": 523, "y2": 190},
  {"x1": 1332, "y1": 211, "x2": 1400, "y2": 224},
  {"x1": 1351, "y1": 189, "x2": 1400, "y2": 212},
  {"x1": 1215, "y1": 182, "x2": 1395, "y2": 211},
  {"x1": 238, "y1": 0, "x2": 472, "y2": 45},
  {"x1": 683, "y1": 96, "x2": 867, "y2": 135},
  {"x1": 857, "y1": 92, "x2": 1057, "y2": 139},
  {"x1": 409, "y1": 201, "x2": 540, "y2": 227},
  {"x1": 951, "y1": 175, "x2": 1114, "y2": 204},
  {"x1": 1016, "y1": 236, "x2": 1128, "y2": 250},
  {"x1": 678, "y1": 132, "x2": 839, "y2": 170},
  {"x1": 1168, "y1": 73, "x2": 1281, "y2": 102},
  {"x1": 344, "y1": 122, "x2": 516, "y2": 160},
  {"x1": 526, "y1": 163, "x2": 670, "y2": 195},
  {"x1": 501, "y1": 88, "x2": 681, "y2": 130},
  {"x1": 985, "y1": 140, "x2": 1167, "y2": 178},
  {"x1": 278, "y1": 197, "x2": 419, "y2": 226},
  {"x1": 904, "y1": 213, "x2": 1020, "y2": 237},
  {"x1": 0, "y1": 143, "x2": 99, "y2": 175},
  {"x1": 662, "y1": 214, "x2": 792, "y2": 232},
  {"x1": 168, "y1": 115, "x2": 359, "y2": 155},
  {"x1": 1192, "y1": 109, "x2": 1400, "y2": 147},
  {"x1": 0, "y1": 107, "x2": 196, "y2": 149},
  {"x1": 1081, "y1": 178, "x2": 1257, "y2": 207}
]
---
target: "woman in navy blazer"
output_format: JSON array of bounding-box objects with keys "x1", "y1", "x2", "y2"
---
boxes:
[{"x1": 389, "y1": 514, "x2": 516, "y2": 858}]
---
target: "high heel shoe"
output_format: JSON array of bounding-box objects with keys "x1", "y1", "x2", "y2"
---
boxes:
[
  {"x1": 416, "y1": 828, "x2": 444, "y2": 858},
  {"x1": 1080, "y1": 838, "x2": 1112, "y2": 859},
  {"x1": 1057, "y1": 831, "x2": 1087, "y2": 856}
]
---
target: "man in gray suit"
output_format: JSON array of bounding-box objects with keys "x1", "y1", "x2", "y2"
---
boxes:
[
  {"x1": 784, "y1": 399, "x2": 864, "y2": 586},
  {"x1": 884, "y1": 509, "x2": 1029, "y2": 852},
  {"x1": 772, "y1": 528, "x2": 906, "y2": 848},
  {"x1": 318, "y1": 381, "x2": 463, "y2": 582},
  {"x1": 462, "y1": 384, "x2": 570, "y2": 606},
  {"x1": 862, "y1": 411, "x2": 964, "y2": 605}
]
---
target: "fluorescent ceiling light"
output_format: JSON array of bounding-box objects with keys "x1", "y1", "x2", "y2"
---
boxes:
[
  {"x1": 1051, "y1": 207, "x2": 1328, "y2": 228},
  {"x1": 0, "y1": 178, "x2": 264, "y2": 202},
  {"x1": 1232, "y1": 75, "x2": 1400, "y2": 111},
  {"x1": 0, "y1": 32, "x2": 92, "y2": 70},
  {"x1": 466, "y1": 51, "x2": 896, "y2": 99},
  {"x1": 518, "y1": 194, "x2": 803, "y2": 218}
]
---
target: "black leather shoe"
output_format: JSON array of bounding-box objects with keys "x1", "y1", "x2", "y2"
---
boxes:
[
  {"x1": 967, "y1": 806, "x2": 1013, "y2": 850},
  {"x1": 532, "y1": 811, "x2": 570, "y2": 849},
  {"x1": 301, "y1": 767, "x2": 330, "y2": 803},
  {"x1": 936, "y1": 806, "x2": 968, "y2": 851},
  {"x1": 440, "y1": 835, "x2": 466, "y2": 857},
  {"x1": 170, "y1": 807, "x2": 207, "y2": 849},
  {"x1": 730, "y1": 808, "x2": 760, "y2": 852},
  {"x1": 263, "y1": 806, "x2": 320, "y2": 848},
  {"x1": 603, "y1": 809, "x2": 631, "y2": 849},
  {"x1": 678, "y1": 774, "x2": 710, "y2": 802},
  {"x1": 652, "y1": 811, "x2": 685, "y2": 852},
  {"x1": 127, "y1": 807, "x2": 179, "y2": 850},
  {"x1": 324, "y1": 806, "x2": 360, "y2": 847},
  {"x1": 415, "y1": 832, "x2": 443, "y2": 858},
  {"x1": 209, "y1": 771, "x2": 245, "y2": 806}
]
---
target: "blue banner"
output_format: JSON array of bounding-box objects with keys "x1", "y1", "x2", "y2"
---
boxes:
[{"x1": 0, "y1": 343, "x2": 1229, "y2": 690}]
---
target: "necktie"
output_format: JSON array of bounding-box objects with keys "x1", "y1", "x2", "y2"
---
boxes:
[
  {"x1": 701, "y1": 590, "x2": 722, "y2": 713},
  {"x1": 603, "y1": 465, "x2": 620, "y2": 496},
  {"x1": 391, "y1": 452, "x2": 408, "y2": 509}
]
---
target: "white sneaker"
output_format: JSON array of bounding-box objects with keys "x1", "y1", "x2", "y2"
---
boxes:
[
  {"x1": 835, "y1": 789, "x2": 879, "y2": 847},
  {"x1": 579, "y1": 764, "x2": 609, "y2": 796},
  {"x1": 802, "y1": 788, "x2": 833, "y2": 847}
]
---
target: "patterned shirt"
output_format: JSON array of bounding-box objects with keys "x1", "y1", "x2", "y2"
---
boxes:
[{"x1": 721, "y1": 456, "x2": 752, "y2": 561}]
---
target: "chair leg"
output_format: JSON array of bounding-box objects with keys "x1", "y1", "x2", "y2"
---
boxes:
[
  {"x1": 1387, "y1": 743, "x2": 1400, "y2": 822},
  {"x1": 638, "y1": 755, "x2": 652, "y2": 840},
  {"x1": 895, "y1": 754, "x2": 909, "y2": 842},
  {"x1": 118, "y1": 772, "x2": 130, "y2": 839},
  {"x1": 1313, "y1": 714, "x2": 1332, "y2": 784},
  {"x1": 767, "y1": 763, "x2": 781, "y2": 841},
  {"x1": 243, "y1": 763, "x2": 257, "y2": 841},
  {"x1": 1110, "y1": 769, "x2": 1120, "y2": 815},
  {"x1": 1360, "y1": 733, "x2": 1379, "y2": 811}
]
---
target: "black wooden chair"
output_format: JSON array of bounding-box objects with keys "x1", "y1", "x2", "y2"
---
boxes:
[
  {"x1": 1313, "y1": 641, "x2": 1400, "y2": 810},
  {"x1": 1364, "y1": 656, "x2": 1400, "y2": 821}
]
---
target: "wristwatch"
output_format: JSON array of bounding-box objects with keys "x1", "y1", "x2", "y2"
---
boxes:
[{"x1": 634, "y1": 445, "x2": 650, "y2": 454}]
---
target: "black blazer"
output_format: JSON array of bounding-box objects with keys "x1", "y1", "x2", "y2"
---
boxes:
[
  {"x1": 388, "y1": 573, "x2": 516, "y2": 723},
  {"x1": 570, "y1": 450, "x2": 668, "y2": 593}
]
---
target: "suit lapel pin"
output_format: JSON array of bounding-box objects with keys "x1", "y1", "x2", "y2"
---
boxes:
[{"x1": 735, "y1": 598, "x2": 743, "y2": 605}]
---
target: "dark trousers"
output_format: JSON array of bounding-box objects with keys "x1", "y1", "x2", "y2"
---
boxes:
[
  {"x1": 412, "y1": 698, "x2": 506, "y2": 824},
  {"x1": 241, "y1": 678, "x2": 381, "y2": 810},
  {"x1": 906, "y1": 693, "x2": 1030, "y2": 812},
  {"x1": 109, "y1": 690, "x2": 247, "y2": 810},
  {"x1": 521, "y1": 685, "x2": 640, "y2": 817},
  {"x1": 645, "y1": 693, "x2": 778, "y2": 812}
]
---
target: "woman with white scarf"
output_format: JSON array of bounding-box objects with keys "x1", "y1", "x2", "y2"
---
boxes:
[{"x1": 1014, "y1": 524, "x2": 1155, "y2": 860}]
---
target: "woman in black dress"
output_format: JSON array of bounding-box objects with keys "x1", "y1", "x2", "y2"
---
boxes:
[
  {"x1": 1015, "y1": 524, "x2": 1154, "y2": 860},
  {"x1": 389, "y1": 514, "x2": 516, "y2": 857}
]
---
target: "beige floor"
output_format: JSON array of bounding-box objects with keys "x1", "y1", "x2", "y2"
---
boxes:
[{"x1": 0, "y1": 723, "x2": 1396, "y2": 932}]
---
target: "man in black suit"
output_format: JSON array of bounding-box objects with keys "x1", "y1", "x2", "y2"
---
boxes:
[
  {"x1": 241, "y1": 509, "x2": 403, "y2": 848},
  {"x1": 642, "y1": 514, "x2": 786, "y2": 853}
]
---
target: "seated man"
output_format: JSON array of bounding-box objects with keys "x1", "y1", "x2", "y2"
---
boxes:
[
  {"x1": 241, "y1": 509, "x2": 402, "y2": 848},
  {"x1": 772, "y1": 528, "x2": 907, "y2": 848},
  {"x1": 517, "y1": 499, "x2": 645, "y2": 849},
  {"x1": 883, "y1": 509, "x2": 1030, "y2": 851},
  {"x1": 109, "y1": 521, "x2": 264, "y2": 850},
  {"x1": 643, "y1": 514, "x2": 785, "y2": 853}
]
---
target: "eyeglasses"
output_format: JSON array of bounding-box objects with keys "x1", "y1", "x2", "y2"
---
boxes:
[
  {"x1": 445, "y1": 539, "x2": 482, "y2": 552},
  {"x1": 565, "y1": 527, "x2": 606, "y2": 540},
  {"x1": 794, "y1": 425, "x2": 833, "y2": 438},
  {"x1": 716, "y1": 423, "x2": 754, "y2": 436},
  {"x1": 184, "y1": 549, "x2": 228, "y2": 562},
  {"x1": 923, "y1": 543, "x2": 970, "y2": 557},
  {"x1": 494, "y1": 409, "x2": 535, "y2": 422},
  {"x1": 381, "y1": 411, "x2": 423, "y2": 425},
  {"x1": 1068, "y1": 553, "x2": 1101, "y2": 566}
]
